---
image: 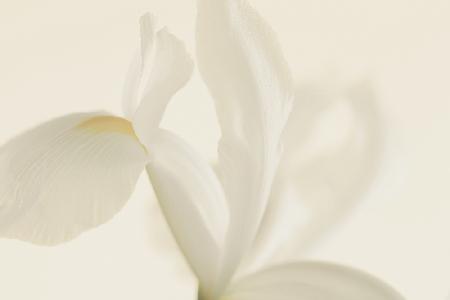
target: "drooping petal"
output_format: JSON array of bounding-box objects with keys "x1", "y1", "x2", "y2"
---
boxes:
[
  {"x1": 143, "y1": 130, "x2": 228, "y2": 298},
  {"x1": 224, "y1": 261, "x2": 405, "y2": 300},
  {"x1": 196, "y1": 0, "x2": 294, "y2": 289},
  {"x1": 0, "y1": 113, "x2": 148, "y2": 245},
  {"x1": 122, "y1": 13, "x2": 194, "y2": 137}
]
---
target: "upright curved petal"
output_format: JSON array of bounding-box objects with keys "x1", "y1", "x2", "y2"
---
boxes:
[
  {"x1": 224, "y1": 261, "x2": 405, "y2": 300},
  {"x1": 122, "y1": 13, "x2": 194, "y2": 137},
  {"x1": 143, "y1": 130, "x2": 228, "y2": 298},
  {"x1": 196, "y1": 0, "x2": 294, "y2": 290},
  {"x1": 0, "y1": 113, "x2": 148, "y2": 245}
]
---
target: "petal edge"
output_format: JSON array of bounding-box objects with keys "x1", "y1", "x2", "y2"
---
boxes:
[{"x1": 225, "y1": 261, "x2": 405, "y2": 300}]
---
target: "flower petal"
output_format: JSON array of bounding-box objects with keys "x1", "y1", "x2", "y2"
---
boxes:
[
  {"x1": 143, "y1": 130, "x2": 228, "y2": 296},
  {"x1": 246, "y1": 80, "x2": 384, "y2": 270},
  {"x1": 196, "y1": 0, "x2": 294, "y2": 289},
  {"x1": 122, "y1": 13, "x2": 194, "y2": 136},
  {"x1": 224, "y1": 261, "x2": 405, "y2": 300},
  {"x1": 0, "y1": 113, "x2": 148, "y2": 245}
]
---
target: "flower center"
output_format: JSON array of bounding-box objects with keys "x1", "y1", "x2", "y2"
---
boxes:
[{"x1": 77, "y1": 116, "x2": 137, "y2": 138}]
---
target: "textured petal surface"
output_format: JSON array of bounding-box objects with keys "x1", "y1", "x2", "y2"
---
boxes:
[
  {"x1": 224, "y1": 261, "x2": 405, "y2": 300},
  {"x1": 0, "y1": 113, "x2": 148, "y2": 245},
  {"x1": 196, "y1": 0, "x2": 294, "y2": 290},
  {"x1": 122, "y1": 13, "x2": 193, "y2": 136},
  {"x1": 144, "y1": 130, "x2": 228, "y2": 296}
]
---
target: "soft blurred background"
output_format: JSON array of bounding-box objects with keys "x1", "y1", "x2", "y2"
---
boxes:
[{"x1": 0, "y1": 0, "x2": 449, "y2": 299}]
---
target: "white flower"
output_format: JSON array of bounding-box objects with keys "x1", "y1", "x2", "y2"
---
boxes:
[{"x1": 0, "y1": 1, "x2": 405, "y2": 300}]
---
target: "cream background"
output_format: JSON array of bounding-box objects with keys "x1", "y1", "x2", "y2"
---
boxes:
[{"x1": 0, "y1": 0, "x2": 449, "y2": 299}]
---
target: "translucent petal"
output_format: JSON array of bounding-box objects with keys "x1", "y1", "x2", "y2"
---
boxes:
[
  {"x1": 224, "y1": 261, "x2": 405, "y2": 300},
  {"x1": 0, "y1": 113, "x2": 148, "y2": 245}
]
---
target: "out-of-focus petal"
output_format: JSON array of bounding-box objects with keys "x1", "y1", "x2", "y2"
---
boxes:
[
  {"x1": 122, "y1": 13, "x2": 193, "y2": 136},
  {"x1": 246, "y1": 80, "x2": 384, "y2": 270},
  {"x1": 196, "y1": 0, "x2": 294, "y2": 289},
  {"x1": 224, "y1": 261, "x2": 405, "y2": 300},
  {"x1": 0, "y1": 113, "x2": 148, "y2": 245},
  {"x1": 143, "y1": 130, "x2": 228, "y2": 297}
]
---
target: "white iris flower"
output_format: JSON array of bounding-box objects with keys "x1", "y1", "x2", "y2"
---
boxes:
[{"x1": 0, "y1": 1, "x2": 405, "y2": 300}]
